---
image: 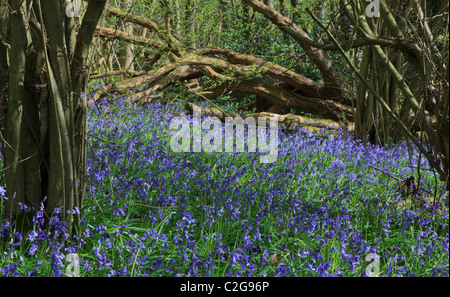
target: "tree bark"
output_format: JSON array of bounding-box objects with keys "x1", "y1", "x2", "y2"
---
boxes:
[
  {"x1": 0, "y1": 0, "x2": 9, "y2": 170},
  {"x1": 185, "y1": 0, "x2": 196, "y2": 48},
  {"x1": 118, "y1": 0, "x2": 135, "y2": 72},
  {"x1": 1, "y1": 0, "x2": 107, "y2": 228},
  {"x1": 4, "y1": 0, "x2": 29, "y2": 214}
]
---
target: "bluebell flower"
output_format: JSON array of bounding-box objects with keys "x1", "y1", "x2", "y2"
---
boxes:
[
  {"x1": 27, "y1": 230, "x2": 38, "y2": 242},
  {"x1": 0, "y1": 186, "x2": 6, "y2": 197},
  {"x1": 1, "y1": 263, "x2": 20, "y2": 276},
  {"x1": 154, "y1": 258, "x2": 163, "y2": 269}
]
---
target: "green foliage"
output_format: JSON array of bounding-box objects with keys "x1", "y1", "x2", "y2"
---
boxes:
[{"x1": 100, "y1": 0, "x2": 345, "y2": 74}]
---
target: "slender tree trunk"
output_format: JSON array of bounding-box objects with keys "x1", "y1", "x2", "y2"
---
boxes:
[
  {"x1": 119, "y1": 0, "x2": 134, "y2": 72},
  {"x1": 242, "y1": 2, "x2": 254, "y2": 24},
  {"x1": 0, "y1": 0, "x2": 7, "y2": 85},
  {"x1": 185, "y1": 0, "x2": 196, "y2": 48},
  {"x1": 218, "y1": 0, "x2": 229, "y2": 33},
  {"x1": 3, "y1": 0, "x2": 42, "y2": 215},
  {"x1": 0, "y1": 0, "x2": 9, "y2": 166},
  {"x1": 280, "y1": 0, "x2": 289, "y2": 18},
  {"x1": 71, "y1": 0, "x2": 108, "y2": 218},
  {"x1": 341, "y1": 0, "x2": 449, "y2": 187},
  {"x1": 290, "y1": 0, "x2": 300, "y2": 20},
  {"x1": 5, "y1": 0, "x2": 29, "y2": 214}
]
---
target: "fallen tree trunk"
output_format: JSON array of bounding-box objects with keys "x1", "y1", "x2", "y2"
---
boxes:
[
  {"x1": 92, "y1": 52, "x2": 353, "y2": 121},
  {"x1": 199, "y1": 78, "x2": 354, "y2": 122},
  {"x1": 90, "y1": 69, "x2": 146, "y2": 79},
  {"x1": 185, "y1": 102, "x2": 354, "y2": 132},
  {"x1": 198, "y1": 48, "x2": 349, "y2": 104}
]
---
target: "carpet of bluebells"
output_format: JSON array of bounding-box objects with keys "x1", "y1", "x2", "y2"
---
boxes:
[{"x1": 0, "y1": 95, "x2": 448, "y2": 277}]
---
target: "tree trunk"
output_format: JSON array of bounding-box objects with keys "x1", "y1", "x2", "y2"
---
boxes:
[
  {"x1": 119, "y1": 0, "x2": 135, "y2": 72},
  {"x1": 290, "y1": 0, "x2": 300, "y2": 20},
  {"x1": 4, "y1": 0, "x2": 33, "y2": 214},
  {"x1": 185, "y1": 0, "x2": 196, "y2": 48},
  {"x1": 279, "y1": 0, "x2": 289, "y2": 20},
  {"x1": 339, "y1": 0, "x2": 449, "y2": 188},
  {"x1": 172, "y1": 0, "x2": 182, "y2": 39},
  {"x1": 1, "y1": 0, "x2": 107, "y2": 230},
  {"x1": 0, "y1": 0, "x2": 7, "y2": 86}
]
